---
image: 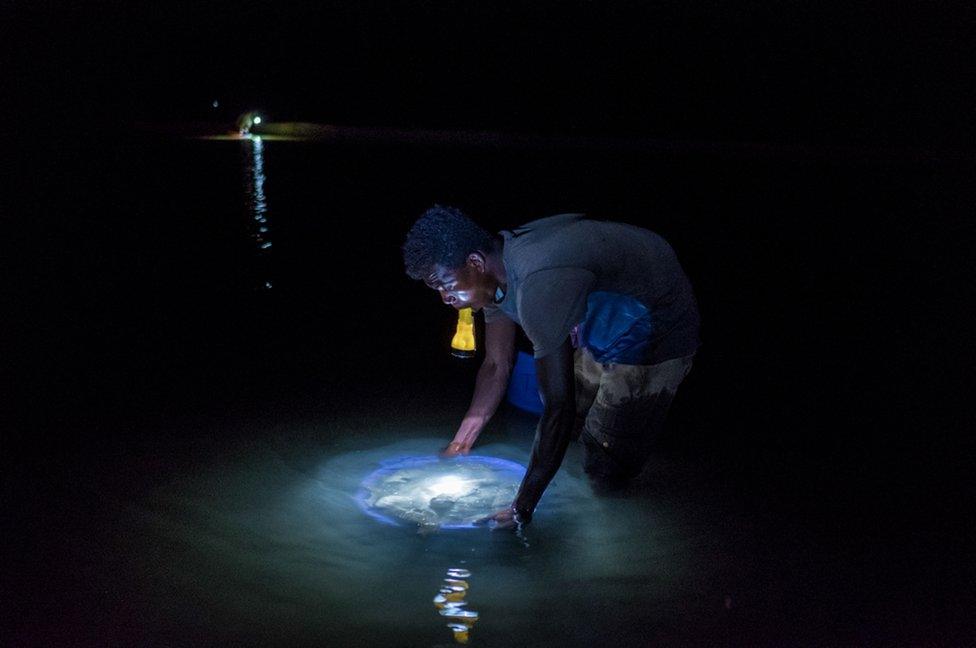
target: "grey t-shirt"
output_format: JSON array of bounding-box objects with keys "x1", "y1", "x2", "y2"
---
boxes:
[{"x1": 483, "y1": 213, "x2": 700, "y2": 364}]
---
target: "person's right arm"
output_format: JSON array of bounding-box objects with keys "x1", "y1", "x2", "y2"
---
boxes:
[{"x1": 443, "y1": 316, "x2": 517, "y2": 455}]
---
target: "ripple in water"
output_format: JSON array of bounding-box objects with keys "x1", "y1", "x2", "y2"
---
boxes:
[{"x1": 434, "y1": 567, "x2": 478, "y2": 644}]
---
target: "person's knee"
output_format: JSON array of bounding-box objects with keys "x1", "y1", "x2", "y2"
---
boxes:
[{"x1": 581, "y1": 434, "x2": 642, "y2": 495}]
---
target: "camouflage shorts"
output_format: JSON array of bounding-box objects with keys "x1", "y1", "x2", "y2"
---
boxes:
[{"x1": 575, "y1": 348, "x2": 694, "y2": 484}]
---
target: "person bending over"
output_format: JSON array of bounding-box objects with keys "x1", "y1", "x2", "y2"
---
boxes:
[{"x1": 402, "y1": 206, "x2": 700, "y2": 528}]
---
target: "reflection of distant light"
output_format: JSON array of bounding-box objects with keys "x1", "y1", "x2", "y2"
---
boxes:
[
  {"x1": 250, "y1": 137, "x2": 267, "y2": 220},
  {"x1": 252, "y1": 116, "x2": 262, "y2": 124},
  {"x1": 243, "y1": 130, "x2": 272, "y2": 288}
]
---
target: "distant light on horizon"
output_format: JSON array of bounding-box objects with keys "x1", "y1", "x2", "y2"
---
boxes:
[{"x1": 212, "y1": 99, "x2": 219, "y2": 108}]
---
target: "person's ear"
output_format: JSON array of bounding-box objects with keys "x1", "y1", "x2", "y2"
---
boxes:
[{"x1": 466, "y1": 252, "x2": 487, "y2": 273}]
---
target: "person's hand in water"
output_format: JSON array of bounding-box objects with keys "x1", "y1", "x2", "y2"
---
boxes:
[
  {"x1": 439, "y1": 439, "x2": 472, "y2": 458},
  {"x1": 476, "y1": 506, "x2": 519, "y2": 530}
]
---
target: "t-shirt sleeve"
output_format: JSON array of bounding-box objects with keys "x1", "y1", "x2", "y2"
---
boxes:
[
  {"x1": 482, "y1": 304, "x2": 502, "y2": 323},
  {"x1": 518, "y1": 268, "x2": 595, "y2": 358}
]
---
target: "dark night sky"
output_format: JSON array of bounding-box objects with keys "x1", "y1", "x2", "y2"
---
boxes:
[{"x1": 5, "y1": 1, "x2": 974, "y2": 148}]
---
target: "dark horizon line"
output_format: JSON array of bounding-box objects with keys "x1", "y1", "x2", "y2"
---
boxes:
[{"x1": 133, "y1": 120, "x2": 972, "y2": 164}]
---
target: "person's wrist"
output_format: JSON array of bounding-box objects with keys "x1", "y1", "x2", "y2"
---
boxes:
[
  {"x1": 460, "y1": 414, "x2": 486, "y2": 436},
  {"x1": 511, "y1": 503, "x2": 532, "y2": 526},
  {"x1": 456, "y1": 429, "x2": 479, "y2": 449}
]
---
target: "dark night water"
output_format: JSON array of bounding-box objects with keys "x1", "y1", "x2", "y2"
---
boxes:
[{"x1": 4, "y1": 134, "x2": 974, "y2": 646}]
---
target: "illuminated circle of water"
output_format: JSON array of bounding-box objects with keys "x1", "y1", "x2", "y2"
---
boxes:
[{"x1": 356, "y1": 455, "x2": 526, "y2": 529}]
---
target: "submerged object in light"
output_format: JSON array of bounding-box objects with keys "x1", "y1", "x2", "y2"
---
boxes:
[
  {"x1": 451, "y1": 307, "x2": 475, "y2": 358},
  {"x1": 429, "y1": 475, "x2": 468, "y2": 497},
  {"x1": 357, "y1": 455, "x2": 524, "y2": 529}
]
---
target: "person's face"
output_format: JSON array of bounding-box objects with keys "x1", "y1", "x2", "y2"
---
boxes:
[{"x1": 424, "y1": 253, "x2": 495, "y2": 311}]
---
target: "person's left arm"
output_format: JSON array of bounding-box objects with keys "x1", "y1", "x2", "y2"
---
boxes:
[
  {"x1": 481, "y1": 336, "x2": 576, "y2": 528},
  {"x1": 480, "y1": 267, "x2": 593, "y2": 529}
]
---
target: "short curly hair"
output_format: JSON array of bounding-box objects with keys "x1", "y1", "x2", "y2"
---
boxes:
[{"x1": 402, "y1": 205, "x2": 496, "y2": 280}]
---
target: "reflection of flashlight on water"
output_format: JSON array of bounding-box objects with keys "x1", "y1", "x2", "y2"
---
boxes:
[
  {"x1": 451, "y1": 307, "x2": 475, "y2": 358},
  {"x1": 434, "y1": 567, "x2": 478, "y2": 644}
]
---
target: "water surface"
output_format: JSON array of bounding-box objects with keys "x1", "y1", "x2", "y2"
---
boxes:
[{"x1": 6, "y1": 134, "x2": 973, "y2": 646}]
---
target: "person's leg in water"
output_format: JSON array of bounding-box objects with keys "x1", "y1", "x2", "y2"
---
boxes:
[
  {"x1": 578, "y1": 351, "x2": 694, "y2": 494},
  {"x1": 573, "y1": 347, "x2": 600, "y2": 441}
]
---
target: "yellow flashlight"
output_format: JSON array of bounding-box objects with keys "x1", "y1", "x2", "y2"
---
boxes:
[{"x1": 451, "y1": 308, "x2": 476, "y2": 358}]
